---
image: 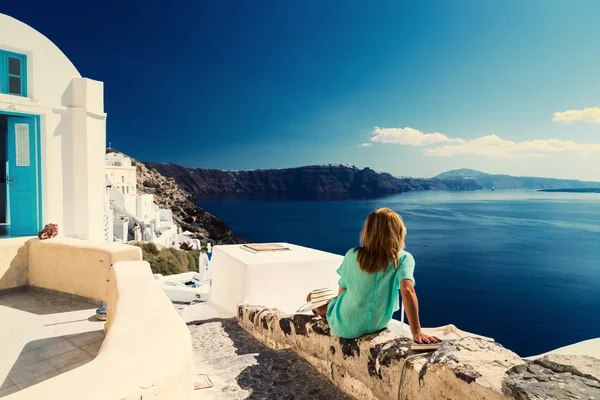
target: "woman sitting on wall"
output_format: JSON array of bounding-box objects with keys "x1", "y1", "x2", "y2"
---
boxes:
[{"x1": 302, "y1": 208, "x2": 440, "y2": 344}]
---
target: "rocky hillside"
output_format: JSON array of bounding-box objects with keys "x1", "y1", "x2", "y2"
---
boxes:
[
  {"x1": 135, "y1": 159, "x2": 246, "y2": 244},
  {"x1": 143, "y1": 163, "x2": 482, "y2": 200}
]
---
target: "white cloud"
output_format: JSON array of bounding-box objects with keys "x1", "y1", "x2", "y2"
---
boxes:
[
  {"x1": 424, "y1": 135, "x2": 600, "y2": 158},
  {"x1": 358, "y1": 143, "x2": 372, "y2": 147},
  {"x1": 552, "y1": 107, "x2": 600, "y2": 124},
  {"x1": 369, "y1": 127, "x2": 465, "y2": 146},
  {"x1": 364, "y1": 125, "x2": 600, "y2": 158}
]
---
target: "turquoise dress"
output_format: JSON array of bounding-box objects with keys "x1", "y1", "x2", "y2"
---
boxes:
[{"x1": 326, "y1": 248, "x2": 416, "y2": 339}]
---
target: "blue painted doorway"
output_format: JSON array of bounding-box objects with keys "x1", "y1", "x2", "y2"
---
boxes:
[{"x1": 2, "y1": 114, "x2": 40, "y2": 236}]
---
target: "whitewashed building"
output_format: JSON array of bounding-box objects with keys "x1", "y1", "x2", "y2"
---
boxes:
[
  {"x1": 0, "y1": 13, "x2": 106, "y2": 242},
  {"x1": 105, "y1": 153, "x2": 179, "y2": 246},
  {"x1": 105, "y1": 152, "x2": 137, "y2": 213}
]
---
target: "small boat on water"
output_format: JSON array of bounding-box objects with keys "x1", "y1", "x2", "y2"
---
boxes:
[{"x1": 153, "y1": 271, "x2": 210, "y2": 303}]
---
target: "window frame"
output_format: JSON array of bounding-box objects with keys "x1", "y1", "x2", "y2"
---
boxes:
[{"x1": 0, "y1": 50, "x2": 28, "y2": 97}]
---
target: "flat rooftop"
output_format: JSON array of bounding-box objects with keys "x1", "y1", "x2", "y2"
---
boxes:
[
  {"x1": 0, "y1": 290, "x2": 105, "y2": 397},
  {"x1": 216, "y1": 243, "x2": 342, "y2": 265}
]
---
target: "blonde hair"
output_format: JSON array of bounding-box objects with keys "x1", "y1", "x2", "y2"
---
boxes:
[{"x1": 355, "y1": 208, "x2": 406, "y2": 273}]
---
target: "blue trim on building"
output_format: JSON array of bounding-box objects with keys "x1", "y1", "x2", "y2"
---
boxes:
[
  {"x1": 1, "y1": 111, "x2": 42, "y2": 234},
  {"x1": 0, "y1": 49, "x2": 28, "y2": 97}
]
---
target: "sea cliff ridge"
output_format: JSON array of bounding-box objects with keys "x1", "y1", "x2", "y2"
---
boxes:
[
  {"x1": 143, "y1": 162, "x2": 481, "y2": 200},
  {"x1": 143, "y1": 163, "x2": 600, "y2": 200}
]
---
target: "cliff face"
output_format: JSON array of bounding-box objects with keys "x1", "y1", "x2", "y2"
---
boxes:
[
  {"x1": 143, "y1": 163, "x2": 482, "y2": 200},
  {"x1": 135, "y1": 160, "x2": 246, "y2": 244}
]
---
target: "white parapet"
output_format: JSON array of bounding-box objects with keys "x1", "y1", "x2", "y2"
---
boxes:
[
  {"x1": 210, "y1": 243, "x2": 342, "y2": 314},
  {"x1": 526, "y1": 337, "x2": 600, "y2": 360},
  {"x1": 28, "y1": 237, "x2": 141, "y2": 301},
  {"x1": 7, "y1": 259, "x2": 193, "y2": 400}
]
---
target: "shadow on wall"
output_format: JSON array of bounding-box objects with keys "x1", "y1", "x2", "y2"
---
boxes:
[
  {"x1": 60, "y1": 80, "x2": 74, "y2": 108},
  {"x1": 0, "y1": 239, "x2": 34, "y2": 290},
  {"x1": 55, "y1": 85, "x2": 76, "y2": 237}
]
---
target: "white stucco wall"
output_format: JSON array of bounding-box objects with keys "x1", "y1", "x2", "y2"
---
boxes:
[
  {"x1": 105, "y1": 152, "x2": 132, "y2": 167},
  {"x1": 113, "y1": 217, "x2": 128, "y2": 242},
  {"x1": 136, "y1": 194, "x2": 154, "y2": 221},
  {"x1": 105, "y1": 154, "x2": 137, "y2": 214},
  {"x1": 105, "y1": 164, "x2": 137, "y2": 197},
  {"x1": 0, "y1": 13, "x2": 106, "y2": 242},
  {"x1": 152, "y1": 225, "x2": 176, "y2": 247},
  {"x1": 107, "y1": 184, "x2": 125, "y2": 210},
  {"x1": 210, "y1": 243, "x2": 342, "y2": 314},
  {"x1": 157, "y1": 209, "x2": 174, "y2": 230},
  {"x1": 7, "y1": 253, "x2": 193, "y2": 400}
]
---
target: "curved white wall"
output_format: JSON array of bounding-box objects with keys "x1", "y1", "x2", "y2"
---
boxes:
[
  {"x1": 0, "y1": 14, "x2": 81, "y2": 104},
  {"x1": 6, "y1": 258, "x2": 193, "y2": 400},
  {"x1": 0, "y1": 13, "x2": 106, "y2": 241}
]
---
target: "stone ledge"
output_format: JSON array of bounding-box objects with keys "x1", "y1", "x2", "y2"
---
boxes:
[
  {"x1": 237, "y1": 304, "x2": 600, "y2": 400},
  {"x1": 504, "y1": 354, "x2": 600, "y2": 399}
]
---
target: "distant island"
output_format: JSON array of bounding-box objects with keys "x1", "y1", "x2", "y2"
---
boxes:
[
  {"x1": 434, "y1": 168, "x2": 600, "y2": 190},
  {"x1": 142, "y1": 163, "x2": 600, "y2": 201},
  {"x1": 538, "y1": 188, "x2": 600, "y2": 193}
]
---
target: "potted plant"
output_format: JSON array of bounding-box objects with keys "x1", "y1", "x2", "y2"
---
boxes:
[{"x1": 37, "y1": 223, "x2": 58, "y2": 240}]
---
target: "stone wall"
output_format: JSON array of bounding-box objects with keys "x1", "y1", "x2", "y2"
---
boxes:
[{"x1": 237, "y1": 305, "x2": 600, "y2": 400}]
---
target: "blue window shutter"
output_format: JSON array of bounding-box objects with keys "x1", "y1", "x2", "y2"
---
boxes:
[
  {"x1": 0, "y1": 52, "x2": 5, "y2": 94},
  {"x1": 0, "y1": 50, "x2": 27, "y2": 97},
  {"x1": 23, "y1": 54, "x2": 27, "y2": 96}
]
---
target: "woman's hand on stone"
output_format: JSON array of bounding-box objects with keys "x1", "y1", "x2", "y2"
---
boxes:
[{"x1": 413, "y1": 331, "x2": 441, "y2": 344}]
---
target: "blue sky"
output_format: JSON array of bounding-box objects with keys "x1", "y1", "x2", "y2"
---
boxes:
[{"x1": 4, "y1": 1, "x2": 600, "y2": 179}]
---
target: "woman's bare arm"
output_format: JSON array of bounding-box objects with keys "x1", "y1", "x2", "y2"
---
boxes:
[
  {"x1": 400, "y1": 279, "x2": 440, "y2": 343},
  {"x1": 338, "y1": 287, "x2": 346, "y2": 296}
]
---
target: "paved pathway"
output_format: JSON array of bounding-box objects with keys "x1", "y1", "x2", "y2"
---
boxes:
[
  {"x1": 183, "y1": 304, "x2": 352, "y2": 400},
  {"x1": 0, "y1": 290, "x2": 105, "y2": 397}
]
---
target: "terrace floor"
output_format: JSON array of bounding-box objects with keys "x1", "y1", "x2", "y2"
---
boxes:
[{"x1": 0, "y1": 289, "x2": 105, "y2": 397}]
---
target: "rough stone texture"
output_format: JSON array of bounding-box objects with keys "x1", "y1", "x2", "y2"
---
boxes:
[
  {"x1": 188, "y1": 317, "x2": 352, "y2": 399},
  {"x1": 504, "y1": 354, "x2": 600, "y2": 400},
  {"x1": 238, "y1": 304, "x2": 568, "y2": 400}
]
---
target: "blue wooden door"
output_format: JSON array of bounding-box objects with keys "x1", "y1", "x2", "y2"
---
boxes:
[{"x1": 6, "y1": 116, "x2": 38, "y2": 236}]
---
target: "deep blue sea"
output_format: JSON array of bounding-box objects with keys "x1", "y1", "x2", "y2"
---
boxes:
[{"x1": 198, "y1": 190, "x2": 600, "y2": 357}]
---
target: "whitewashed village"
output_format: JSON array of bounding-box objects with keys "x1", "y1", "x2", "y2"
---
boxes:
[
  {"x1": 104, "y1": 150, "x2": 201, "y2": 250},
  {"x1": 0, "y1": 12, "x2": 599, "y2": 400}
]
